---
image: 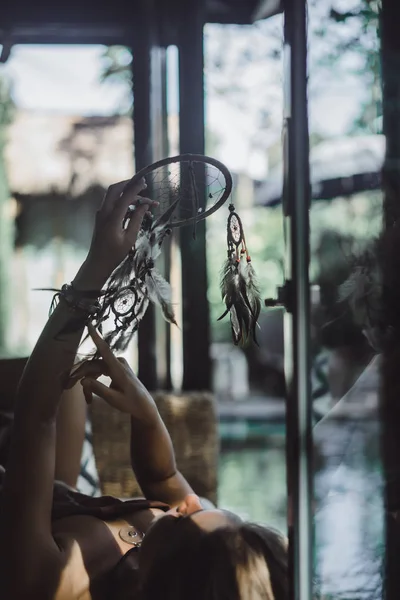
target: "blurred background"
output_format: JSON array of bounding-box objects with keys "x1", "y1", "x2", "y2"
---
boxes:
[{"x1": 0, "y1": 1, "x2": 381, "y2": 536}]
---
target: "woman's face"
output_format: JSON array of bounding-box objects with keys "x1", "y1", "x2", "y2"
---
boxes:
[
  {"x1": 163, "y1": 493, "x2": 241, "y2": 529},
  {"x1": 138, "y1": 494, "x2": 241, "y2": 578}
]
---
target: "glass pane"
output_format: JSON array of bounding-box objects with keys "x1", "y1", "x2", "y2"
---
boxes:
[
  {"x1": 308, "y1": 2, "x2": 384, "y2": 598},
  {"x1": 204, "y1": 16, "x2": 288, "y2": 531},
  {"x1": 1, "y1": 44, "x2": 138, "y2": 361}
]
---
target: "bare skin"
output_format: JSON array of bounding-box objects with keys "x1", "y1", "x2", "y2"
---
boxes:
[{"x1": 0, "y1": 179, "x2": 231, "y2": 600}]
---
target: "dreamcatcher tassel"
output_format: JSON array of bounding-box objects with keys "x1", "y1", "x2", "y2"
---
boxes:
[
  {"x1": 107, "y1": 251, "x2": 135, "y2": 292},
  {"x1": 133, "y1": 226, "x2": 172, "y2": 278},
  {"x1": 218, "y1": 257, "x2": 255, "y2": 345},
  {"x1": 145, "y1": 270, "x2": 177, "y2": 326},
  {"x1": 134, "y1": 289, "x2": 150, "y2": 324},
  {"x1": 218, "y1": 205, "x2": 261, "y2": 346},
  {"x1": 239, "y1": 258, "x2": 261, "y2": 343},
  {"x1": 218, "y1": 258, "x2": 240, "y2": 315},
  {"x1": 94, "y1": 221, "x2": 177, "y2": 353}
]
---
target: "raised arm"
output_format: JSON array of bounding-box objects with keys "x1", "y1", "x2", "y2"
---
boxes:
[
  {"x1": 0, "y1": 179, "x2": 152, "y2": 595},
  {"x1": 68, "y1": 324, "x2": 194, "y2": 507}
]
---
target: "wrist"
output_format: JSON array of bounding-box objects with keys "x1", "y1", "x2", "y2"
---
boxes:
[
  {"x1": 72, "y1": 258, "x2": 110, "y2": 292},
  {"x1": 130, "y1": 403, "x2": 162, "y2": 429}
]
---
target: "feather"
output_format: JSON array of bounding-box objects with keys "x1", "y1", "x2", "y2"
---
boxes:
[
  {"x1": 133, "y1": 226, "x2": 169, "y2": 278},
  {"x1": 218, "y1": 257, "x2": 259, "y2": 346},
  {"x1": 134, "y1": 231, "x2": 158, "y2": 273},
  {"x1": 239, "y1": 260, "x2": 261, "y2": 344},
  {"x1": 241, "y1": 261, "x2": 261, "y2": 319},
  {"x1": 219, "y1": 258, "x2": 240, "y2": 311},
  {"x1": 108, "y1": 252, "x2": 135, "y2": 290},
  {"x1": 145, "y1": 270, "x2": 178, "y2": 326},
  {"x1": 151, "y1": 193, "x2": 182, "y2": 230},
  {"x1": 230, "y1": 306, "x2": 242, "y2": 345}
]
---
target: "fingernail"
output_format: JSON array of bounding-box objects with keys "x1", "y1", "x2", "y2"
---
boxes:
[{"x1": 151, "y1": 201, "x2": 160, "y2": 206}]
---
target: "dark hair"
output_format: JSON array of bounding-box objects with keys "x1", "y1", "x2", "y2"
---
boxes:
[{"x1": 139, "y1": 517, "x2": 288, "y2": 600}]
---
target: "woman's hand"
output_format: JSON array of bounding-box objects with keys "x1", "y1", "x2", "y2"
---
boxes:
[
  {"x1": 66, "y1": 324, "x2": 159, "y2": 426},
  {"x1": 74, "y1": 178, "x2": 158, "y2": 291}
]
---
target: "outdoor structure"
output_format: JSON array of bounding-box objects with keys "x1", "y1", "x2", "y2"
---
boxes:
[
  {"x1": 255, "y1": 134, "x2": 385, "y2": 207},
  {"x1": 3, "y1": 1, "x2": 400, "y2": 599},
  {"x1": 0, "y1": 1, "x2": 356, "y2": 599},
  {"x1": 2, "y1": 0, "x2": 314, "y2": 592},
  {"x1": 1, "y1": 0, "x2": 282, "y2": 393}
]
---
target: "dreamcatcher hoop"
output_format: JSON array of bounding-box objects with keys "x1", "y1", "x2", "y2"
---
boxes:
[{"x1": 122, "y1": 153, "x2": 233, "y2": 228}]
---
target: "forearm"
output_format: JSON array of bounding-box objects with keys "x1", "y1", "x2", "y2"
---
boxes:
[
  {"x1": 14, "y1": 260, "x2": 107, "y2": 424},
  {"x1": 130, "y1": 412, "x2": 176, "y2": 484},
  {"x1": 2, "y1": 260, "x2": 107, "y2": 542},
  {"x1": 0, "y1": 358, "x2": 27, "y2": 412},
  {"x1": 55, "y1": 384, "x2": 87, "y2": 487},
  {"x1": 130, "y1": 414, "x2": 193, "y2": 503}
]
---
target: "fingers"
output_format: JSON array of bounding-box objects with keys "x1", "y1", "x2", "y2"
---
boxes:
[
  {"x1": 125, "y1": 201, "x2": 151, "y2": 243},
  {"x1": 81, "y1": 379, "x2": 94, "y2": 405},
  {"x1": 65, "y1": 358, "x2": 109, "y2": 389},
  {"x1": 112, "y1": 174, "x2": 153, "y2": 225},
  {"x1": 81, "y1": 377, "x2": 117, "y2": 405},
  {"x1": 86, "y1": 323, "x2": 126, "y2": 384},
  {"x1": 99, "y1": 180, "x2": 130, "y2": 216},
  {"x1": 113, "y1": 192, "x2": 158, "y2": 230},
  {"x1": 100, "y1": 178, "x2": 147, "y2": 217}
]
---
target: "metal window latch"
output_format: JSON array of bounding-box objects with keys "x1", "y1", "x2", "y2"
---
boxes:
[{"x1": 264, "y1": 279, "x2": 293, "y2": 313}]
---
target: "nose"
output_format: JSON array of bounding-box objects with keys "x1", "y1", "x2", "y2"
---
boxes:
[{"x1": 177, "y1": 494, "x2": 203, "y2": 516}]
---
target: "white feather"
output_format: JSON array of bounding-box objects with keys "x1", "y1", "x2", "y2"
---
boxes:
[
  {"x1": 133, "y1": 227, "x2": 166, "y2": 274},
  {"x1": 145, "y1": 269, "x2": 177, "y2": 325}
]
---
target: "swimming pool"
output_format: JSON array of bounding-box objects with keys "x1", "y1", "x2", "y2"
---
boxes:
[{"x1": 218, "y1": 421, "x2": 385, "y2": 600}]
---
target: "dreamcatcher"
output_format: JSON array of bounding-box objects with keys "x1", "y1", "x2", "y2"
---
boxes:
[
  {"x1": 217, "y1": 204, "x2": 261, "y2": 345},
  {"x1": 90, "y1": 153, "x2": 261, "y2": 351}
]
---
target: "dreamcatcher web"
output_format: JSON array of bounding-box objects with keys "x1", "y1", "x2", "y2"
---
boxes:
[{"x1": 124, "y1": 157, "x2": 230, "y2": 230}]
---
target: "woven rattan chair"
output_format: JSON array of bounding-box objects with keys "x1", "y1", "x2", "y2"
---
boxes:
[
  {"x1": 0, "y1": 357, "x2": 219, "y2": 505},
  {"x1": 90, "y1": 392, "x2": 219, "y2": 505}
]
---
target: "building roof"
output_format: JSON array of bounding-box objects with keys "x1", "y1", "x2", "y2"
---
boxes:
[
  {"x1": 255, "y1": 135, "x2": 385, "y2": 206},
  {"x1": 1, "y1": 0, "x2": 282, "y2": 48}
]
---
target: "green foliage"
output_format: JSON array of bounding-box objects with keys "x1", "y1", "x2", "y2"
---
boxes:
[
  {"x1": 100, "y1": 46, "x2": 133, "y2": 83},
  {"x1": 311, "y1": 0, "x2": 381, "y2": 134},
  {"x1": 100, "y1": 46, "x2": 133, "y2": 115},
  {"x1": 0, "y1": 76, "x2": 15, "y2": 141}
]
